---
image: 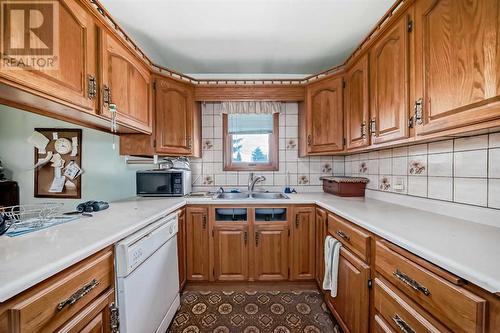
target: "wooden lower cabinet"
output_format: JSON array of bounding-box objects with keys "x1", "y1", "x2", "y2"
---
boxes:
[
  {"x1": 186, "y1": 206, "x2": 210, "y2": 281},
  {"x1": 177, "y1": 209, "x2": 187, "y2": 290},
  {"x1": 57, "y1": 288, "x2": 115, "y2": 333},
  {"x1": 213, "y1": 226, "x2": 249, "y2": 281},
  {"x1": 291, "y1": 206, "x2": 316, "y2": 280},
  {"x1": 0, "y1": 248, "x2": 115, "y2": 333},
  {"x1": 253, "y1": 225, "x2": 289, "y2": 281},
  {"x1": 315, "y1": 208, "x2": 327, "y2": 287},
  {"x1": 325, "y1": 247, "x2": 370, "y2": 333}
]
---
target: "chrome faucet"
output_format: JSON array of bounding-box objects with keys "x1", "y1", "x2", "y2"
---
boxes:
[{"x1": 248, "y1": 173, "x2": 266, "y2": 193}]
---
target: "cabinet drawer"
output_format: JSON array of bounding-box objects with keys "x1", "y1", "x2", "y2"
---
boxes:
[
  {"x1": 327, "y1": 213, "x2": 370, "y2": 262},
  {"x1": 374, "y1": 314, "x2": 396, "y2": 333},
  {"x1": 8, "y1": 248, "x2": 114, "y2": 333},
  {"x1": 374, "y1": 278, "x2": 450, "y2": 333},
  {"x1": 376, "y1": 241, "x2": 486, "y2": 333}
]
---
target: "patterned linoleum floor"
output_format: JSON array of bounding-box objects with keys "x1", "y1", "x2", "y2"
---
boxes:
[{"x1": 168, "y1": 289, "x2": 340, "y2": 333}]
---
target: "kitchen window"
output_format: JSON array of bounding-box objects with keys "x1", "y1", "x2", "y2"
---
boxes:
[{"x1": 223, "y1": 113, "x2": 279, "y2": 171}]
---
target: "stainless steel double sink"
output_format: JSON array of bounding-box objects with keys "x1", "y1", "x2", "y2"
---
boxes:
[{"x1": 214, "y1": 192, "x2": 289, "y2": 200}]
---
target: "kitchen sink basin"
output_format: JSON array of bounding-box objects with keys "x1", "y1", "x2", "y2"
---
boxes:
[
  {"x1": 250, "y1": 192, "x2": 289, "y2": 199},
  {"x1": 214, "y1": 192, "x2": 289, "y2": 200},
  {"x1": 214, "y1": 192, "x2": 251, "y2": 199}
]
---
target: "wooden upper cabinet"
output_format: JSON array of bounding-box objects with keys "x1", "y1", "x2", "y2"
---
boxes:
[
  {"x1": 345, "y1": 55, "x2": 370, "y2": 150},
  {"x1": 0, "y1": 0, "x2": 98, "y2": 113},
  {"x1": 100, "y1": 31, "x2": 152, "y2": 133},
  {"x1": 291, "y1": 207, "x2": 316, "y2": 280},
  {"x1": 186, "y1": 206, "x2": 210, "y2": 281},
  {"x1": 154, "y1": 77, "x2": 201, "y2": 156},
  {"x1": 326, "y1": 247, "x2": 370, "y2": 333},
  {"x1": 213, "y1": 226, "x2": 249, "y2": 281},
  {"x1": 305, "y1": 75, "x2": 344, "y2": 154},
  {"x1": 414, "y1": 0, "x2": 500, "y2": 136},
  {"x1": 369, "y1": 10, "x2": 412, "y2": 144}
]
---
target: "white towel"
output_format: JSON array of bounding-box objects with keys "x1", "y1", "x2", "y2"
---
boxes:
[{"x1": 322, "y1": 235, "x2": 342, "y2": 297}]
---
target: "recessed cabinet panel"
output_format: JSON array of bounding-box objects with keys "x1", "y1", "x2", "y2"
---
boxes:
[
  {"x1": 215, "y1": 208, "x2": 248, "y2": 222},
  {"x1": 370, "y1": 11, "x2": 411, "y2": 144},
  {"x1": 100, "y1": 31, "x2": 152, "y2": 133},
  {"x1": 345, "y1": 55, "x2": 370, "y2": 150},
  {"x1": 306, "y1": 76, "x2": 344, "y2": 154},
  {"x1": 214, "y1": 226, "x2": 249, "y2": 281},
  {"x1": 0, "y1": 0, "x2": 97, "y2": 113},
  {"x1": 186, "y1": 207, "x2": 210, "y2": 281},
  {"x1": 254, "y1": 226, "x2": 289, "y2": 281},
  {"x1": 291, "y1": 207, "x2": 315, "y2": 280},
  {"x1": 414, "y1": 0, "x2": 500, "y2": 135}
]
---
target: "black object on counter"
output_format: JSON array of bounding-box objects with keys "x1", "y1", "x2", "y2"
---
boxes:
[
  {"x1": 0, "y1": 180, "x2": 19, "y2": 208},
  {"x1": 76, "y1": 201, "x2": 110, "y2": 213}
]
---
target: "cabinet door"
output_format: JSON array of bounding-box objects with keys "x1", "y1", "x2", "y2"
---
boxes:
[
  {"x1": 254, "y1": 226, "x2": 289, "y2": 281},
  {"x1": 154, "y1": 77, "x2": 196, "y2": 155},
  {"x1": 177, "y1": 209, "x2": 187, "y2": 290},
  {"x1": 214, "y1": 226, "x2": 249, "y2": 281},
  {"x1": 56, "y1": 288, "x2": 114, "y2": 333},
  {"x1": 186, "y1": 207, "x2": 210, "y2": 281},
  {"x1": 414, "y1": 0, "x2": 500, "y2": 136},
  {"x1": 291, "y1": 207, "x2": 315, "y2": 280},
  {"x1": 326, "y1": 247, "x2": 370, "y2": 333},
  {"x1": 100, "y1": 31, "x2": 152, "y2": 133},
  {"x1": 306, "y1": 76, "x2": 344, "y2": 153},
  {"x1": 0, "y1": 0, "x2": 98, "y2": 113},
  {"x1": 370, "y1": 11, "x2": 411, "y2": 144},
  {"x1": 315, "y1": 208, "x2": 327, "y2": 287},
  {"x1": 345, "y1": 55, "x2": 370, "y2": 150}
]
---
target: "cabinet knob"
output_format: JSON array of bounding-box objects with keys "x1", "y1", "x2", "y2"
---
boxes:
[
  {"x1": 202, "y1": 215, "x2": 207, "y2": 229},
  {"x1": 244, "y1": 231, "x2": 247, "y2": 245},
  {"x1": 369, "y1": 119, "x2": 376, "y2": 136},
  {"x1": 307, "y1": 134, "x2": 312, "y2": 146},
  {"x1": 295, "y1": 215, "x2": 300, "y2": 228},
  {"x1": 255, "y1": 231, "x2": 259, "y2": 246},
  {"x1": 361, "y1": 121, "x2": 367, "y2": 138}
]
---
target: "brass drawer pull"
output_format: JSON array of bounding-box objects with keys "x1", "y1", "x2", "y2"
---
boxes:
[
  {"x1": 244, "y1": 231, "x2": 248, "y2": 245},
  {"x1": 57, "y1": 279, "x2": 100, "y2": 311},
  {"x1": 336, "y1": 230, "x2": 350, "y2": 241},
  {"x1": 393, "y1": 269, "x2": 430, "y2": 296},
  {"x1": 202, "y1": 215, "x2": 207, "y2": 229},
  {"x1": 392, "y1": 314, "x2": 415, "y2": 333},
  {"x1": 255, "y1": 231, "x2": 259, "y2": 246}
]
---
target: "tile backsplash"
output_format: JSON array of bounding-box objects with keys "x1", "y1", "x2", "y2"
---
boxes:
[
  {"x1": 344, "y1": 133, "x2": 500, "y2": 210},
  {"x1": 191, "y1": 102, "x2": 499, "y2": 211},
  {"x1": 191, "y1": 102, "x2": 345, "y2": 192}
]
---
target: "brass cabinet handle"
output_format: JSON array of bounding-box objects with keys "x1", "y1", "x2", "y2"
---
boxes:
[
  {"x1": 393, "y1": 269, "x2": 430, "y2": 296},
  {"x1": 414, "y1": 98, "x2": 423, "y2": 125},
  {"x1": 392, "y1": 314, "x2": 415, "y2": 333},
  {"x1": 187, "y1": 136, "x2": 192, "y2": 149},
  {"x1": 336, "y1": 230, "x2": 350, "y2": 241},
  {"x1": 244, "y1": 231, "x2": 247, "y2": 245},
  {"x1": 307, "y1": 134, "x2": 312, "y2": 146},
  {"x1": 255, "y1": 231, "x2": 259, "y2": 246},
  {"x1": 295, "y1": 215, "x2": 300, "y2": 228},
  {"x1": 361, "y1": 121, "x2": 367, "y2": 138},
  {"x1": 202, "y1": 215, "x2": 207, "y2": 229},
  {"x1": 87, "y1": 75, "x2": 97, "y2": 100},
  {"x1": 57, "y1": 279, "x2": 99, "y2": 311},
  {"x1": 369, "y1": 119, "x2": 376, "y2": 136},
  {"x1": 102, "y1": 85, "x2": 111, "y2": 108}
]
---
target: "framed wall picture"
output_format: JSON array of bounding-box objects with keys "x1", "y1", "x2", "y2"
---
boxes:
[{"x1": 33, "y1": 128, "x2": 82, "y2": 198}]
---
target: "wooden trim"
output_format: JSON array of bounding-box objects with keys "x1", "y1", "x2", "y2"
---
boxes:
[
  {"x1": 222, "y1": 113, "x2": 279, "y2": 171},
  {"x1": 194, "y1": 85, "x2": 305, "y2": 101}
]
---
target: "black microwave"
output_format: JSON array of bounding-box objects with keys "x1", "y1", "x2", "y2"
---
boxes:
[{"x1": 136, "y1": 169, "x2": 191, "y2": 197}]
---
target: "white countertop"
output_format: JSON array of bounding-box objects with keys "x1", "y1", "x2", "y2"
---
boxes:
[{"x1": 1, "y1": 193, "x2": 499, "y2": 302}]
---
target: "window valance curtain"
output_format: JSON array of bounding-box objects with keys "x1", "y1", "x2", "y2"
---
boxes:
[
  {"x1": 220, "y1": 101, "x2": 281, "y2": 115},
  {"x1": 228, "y1": 114, "x2": 274, "y2": 134}
]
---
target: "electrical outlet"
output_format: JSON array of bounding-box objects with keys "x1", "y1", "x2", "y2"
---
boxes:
[{"x1": 393, "y1": 177, "x2": 405, "y2": 191}]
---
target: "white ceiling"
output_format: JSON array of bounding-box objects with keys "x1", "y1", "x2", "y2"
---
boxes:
[{"x1": 99, "y1": 0, "x2": 395, "y2": 77}]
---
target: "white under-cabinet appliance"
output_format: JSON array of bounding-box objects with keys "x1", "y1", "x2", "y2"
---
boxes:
[{"x1": 115, "y1": 213, "x2": 180, "y2": 333}]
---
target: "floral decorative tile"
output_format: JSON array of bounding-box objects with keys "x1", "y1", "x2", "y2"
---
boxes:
[
  {"x1": 379, "y1": 176, "x2": 391, "y2": 191},
  {"x1": 321, "y1": 163, "x2": 332, "y2": 173},
  {"x1": 286, "y1": 139, "x2": 297, "y2": 149},
  {"x1": 409, "y1": 157, "x2": 426, "y2": 175},
  {"x1": 298, "y1": 175, "x2": 309, "y2": 185},
  {"x1": 359, "y1": 162, "x2": 368, "y2": 174},
  {"x1": 202, "y1": 140, "x2": 213, "y2": 150},
  {"x1": 203, "y1": 175, "x2": 214, "y2": 185}
]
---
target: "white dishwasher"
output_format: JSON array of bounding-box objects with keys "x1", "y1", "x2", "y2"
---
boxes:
[{"x1": 115, "y1": 213, "x2": 180, "y2": 333}]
